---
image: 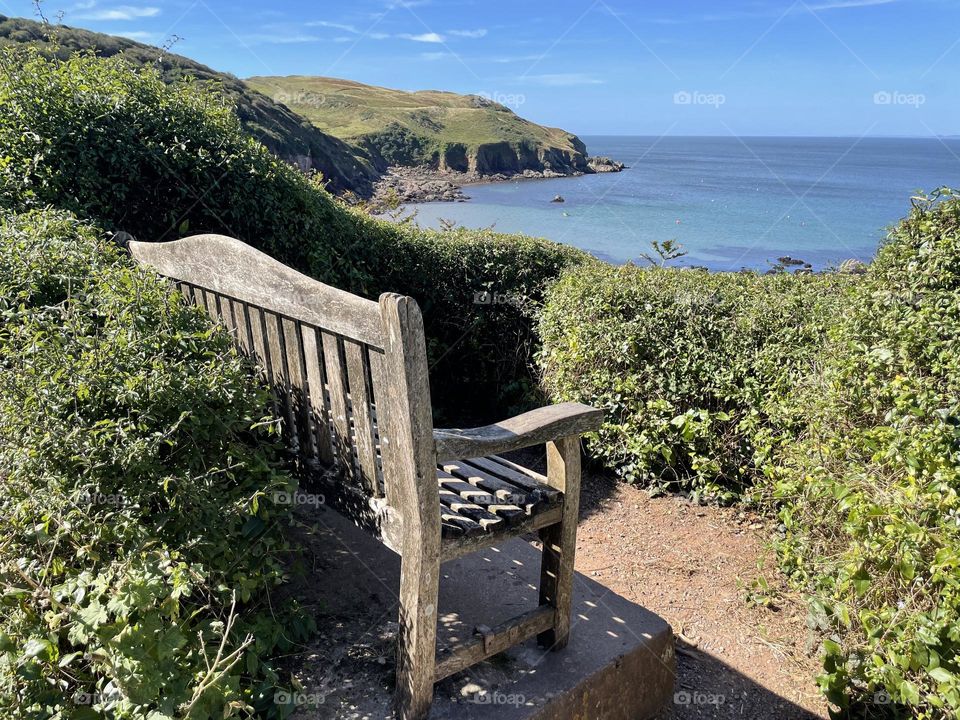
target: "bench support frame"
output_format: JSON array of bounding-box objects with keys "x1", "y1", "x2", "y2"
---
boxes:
[{"x1": 127, "y1": 234, "x2": 602, "y2": 720}]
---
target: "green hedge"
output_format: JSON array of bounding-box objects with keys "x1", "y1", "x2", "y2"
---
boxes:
[
  {"x1": 0, "y1": 47, "x2": 583, "y2": 421},
  {"x1": 0, "y1": 210, "x2": 310, "y2": 719},
  {"x1": 538, "y1": 263, "x2": 853, "y2": 499},
  {"x1": 0, "y1": 46, "x2": 370, "y2": 289},
  {"x1": 770, "y1": 190, "x2": 960, "y2": 716}
]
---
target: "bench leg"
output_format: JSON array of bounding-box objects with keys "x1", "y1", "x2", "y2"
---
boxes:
[
  {"x1": 395, "y1": 548, "x2": 440, "y2": 720},
  {"x1": 538, "y1": 435, "x2": 581, "y2": 651}
]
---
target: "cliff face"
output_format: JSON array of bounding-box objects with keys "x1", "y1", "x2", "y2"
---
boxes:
[
  {"x1": 246, "y1": 76, "x2": 614, "y2": 181},
  {"x1": 457, "y1": 140, "x2": 590, "y2": 176}
]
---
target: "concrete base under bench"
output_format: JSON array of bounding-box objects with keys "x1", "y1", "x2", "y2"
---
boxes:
[{"x1": 292, "y1": 507, "x2": 676, "y2": 720}]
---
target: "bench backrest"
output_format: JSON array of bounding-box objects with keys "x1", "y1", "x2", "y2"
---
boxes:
[{"x1": 128, "y1": 234, "x2": 440, "y2": 547}]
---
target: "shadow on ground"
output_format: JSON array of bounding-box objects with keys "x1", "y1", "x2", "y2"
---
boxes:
[{"x1": 275, "y1": 478, "x2": 823, "y2": 720}]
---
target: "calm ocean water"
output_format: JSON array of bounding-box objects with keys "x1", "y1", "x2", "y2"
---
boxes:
[{"x1": 411, "y1": 136, "x2": 960, "y2": 271}]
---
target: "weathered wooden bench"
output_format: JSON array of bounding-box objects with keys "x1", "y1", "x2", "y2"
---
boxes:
[{"x1": 128, "y1": 234, "x2": 602, "y2": 720}]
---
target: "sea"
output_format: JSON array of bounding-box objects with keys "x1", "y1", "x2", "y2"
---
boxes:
[{"x1": 409, "y1": 136, "x2": 960, "y2": 271}]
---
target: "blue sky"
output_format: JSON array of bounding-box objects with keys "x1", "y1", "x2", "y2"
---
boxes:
[{"x1": 6, "y1": 0, "x2": 959, "y2": 136}]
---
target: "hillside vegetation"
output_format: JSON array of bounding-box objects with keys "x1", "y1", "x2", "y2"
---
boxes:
[
  {"x1": 0, "y1": 14, "x2": 379, "y2": 195},
  {"x1": 0, "y1": 209, "x2": 311, "y2": 718},
  {"x1": 246, "y1": 75, "x2": 593, "y2": 175}
]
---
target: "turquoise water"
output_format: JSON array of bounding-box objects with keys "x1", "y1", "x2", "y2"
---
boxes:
[{"x1": 410, "y1": 136, "x2": 960, "y2": 271}]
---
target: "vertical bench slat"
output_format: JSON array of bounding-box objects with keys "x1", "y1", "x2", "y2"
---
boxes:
[
  {"x1": 178, "y1": 281, "x2": 196, "y2": 306},
  {"x1": 280, "y1": 317, "x2": 310, "y2": 458},
  {"x1": 200, "y1": 288, "x2": 218, "y2": 322},
  {"x1": 290, "y1": 321, "x2": 318, "y2": 461},
  {"x1": 219, "y1": 297, "x2": 243, "y2": 346},
  {"x1": 345, "y1": 339, "x2": 380, "y2": 498},
  {"x1": 321, "y1": 331, "x2": 354, "y2": 478},
  {"x1": 367, "y1": 348, "x2": 389, "y2": 499},
  {"x1": 300, "y1": 324, "x2": 334, "y2": 465},
  {"x1": 264, "y1": 311, "x2": 300, "y2": 455},
  {"x1": 247, "y1": 305, "x2": 282, "y2": 431}
]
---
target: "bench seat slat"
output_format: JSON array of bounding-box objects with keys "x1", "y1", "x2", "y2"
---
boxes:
[
  {"x1": 440, "y1": 459, "x2": 559, "y2": 515},
  {"x1": 438, "y1": 489, "x2": 507, "y2": 529},
  {"x1": 465, "y1": 455, "x2": 547, "y2": 492}
]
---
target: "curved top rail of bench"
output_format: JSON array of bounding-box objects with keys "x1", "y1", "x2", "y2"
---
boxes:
[{"x1": 128, "y1": 234, "x2": 384, "y2": 348}]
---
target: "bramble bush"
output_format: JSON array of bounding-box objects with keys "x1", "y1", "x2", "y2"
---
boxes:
[
  {"x1": 538, "y1": 262, "x2": 853, "y2": 500},
  {"x1": 0, "y1": 210, "x2": 312, "y2": 719},
  {"x1": 0, "y1": 46, "x2": 585, "y2": 421},
  {"x1": 769, "y1": 189, "x2": 960, "y2": 717}
]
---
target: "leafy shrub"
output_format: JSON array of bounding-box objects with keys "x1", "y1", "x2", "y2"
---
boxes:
[
  {"x1": 364, "y1": 223, "x2": 588, "y2": 418},
  {"x1": 0, "y1": 209, "x2": 309, "y2": 719},
  {"x1": 0, "y1": 13, "x2": 379, "y2": 196},
  {"x1": 538, "y1": 262, "x2": 853, "y2": 499},
  {"x1": 0, "y1": 47, "x2": 583, "y2": 421},
  {"x1": 770, "y1": 189, "x2": 960, "y2": 717},
  {"x1": 359, "y1": 121, "x2": 435, "y2": 168},
  {"x1": 0, "y1": 46, "x2": 371, "y2": 291}
]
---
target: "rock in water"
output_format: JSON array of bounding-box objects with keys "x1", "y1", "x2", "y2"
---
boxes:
[
  {"x1": 587, "y1": 156, "x2": 626, "y2": 173},
  {"x1": 552, "y1": 194, "x2": 565, "y2": 203},
  {"x1": 777, "y1": 256, "x2": 805, "y2": 266}
]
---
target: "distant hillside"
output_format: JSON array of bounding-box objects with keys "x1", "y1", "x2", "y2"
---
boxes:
[
  {"x1": 246, "y1": 76, "x2": 600, "y2": 177},
  {"x1": 0, "y1": 15, "x2": 378, "y2": 195}
]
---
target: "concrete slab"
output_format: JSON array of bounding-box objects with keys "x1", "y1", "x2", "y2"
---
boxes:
[{"x1": 289, "y1": 506, "x2": 675, "y2": 719}]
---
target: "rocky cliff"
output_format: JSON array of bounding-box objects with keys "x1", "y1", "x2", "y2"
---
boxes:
[{"x1": 246, "y1": 76, "x2": 614, "y2": 180}]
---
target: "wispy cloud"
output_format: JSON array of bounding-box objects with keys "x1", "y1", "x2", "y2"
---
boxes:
[
  {"x1": 420, "y1": 51, "x2": 452, "y2": 61},
  {"x1": 76, "y1": 5, "x2": 160, "y2": 20},
  {"x1": 116, "y1": 30, "x2": 157, "y2": 41},
  {"x1": 307, "y1": 20, "x2": 359, "y2": 33},
  {"x1": 526, "y1": 72, "x2": 604, "y2": 86},
  {"x1": 647, "y1": 0, "x2": 901, "y2": 24},
  {"x1": 807, "y1": 0, "x2": 899, "y2": 9},
  {"x1": 492, "y1": 53, "x2": 545, "y2": 63},
  {"x1": 448, "y1": 28, "x2": 487, "y2": 38},
  {"x1": 243, "y1": 33, "x2": 324, "y2": 45},
  {"x1": 398, "y1": 31, "x2": 444, "y2": 43}
]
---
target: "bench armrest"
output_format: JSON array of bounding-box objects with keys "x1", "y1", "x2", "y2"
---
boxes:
[{"x1": 434, "y1": 402, "x2": 603, "y2": 462}]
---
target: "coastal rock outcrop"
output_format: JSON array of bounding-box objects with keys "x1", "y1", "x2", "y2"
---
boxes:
[{"x1": 588, "y1": 156, "x2": 627, "y2": 173}]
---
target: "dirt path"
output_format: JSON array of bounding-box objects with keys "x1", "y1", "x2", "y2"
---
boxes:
[
  {"x1": 573, "y1": 469, "x2": 828, "y2": 719},
  {"x1": 282, "y1": 452, "x2": 830, "y2": 719}
]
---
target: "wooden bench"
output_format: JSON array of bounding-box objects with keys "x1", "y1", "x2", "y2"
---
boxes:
[{"x1": 128, "y1": 234, "x2": 602, "y2": 720}]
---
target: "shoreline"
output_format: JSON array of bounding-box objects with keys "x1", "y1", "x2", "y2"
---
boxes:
[{"x1": 369, "y1": 157, "x2": 625, "y2": 209}]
